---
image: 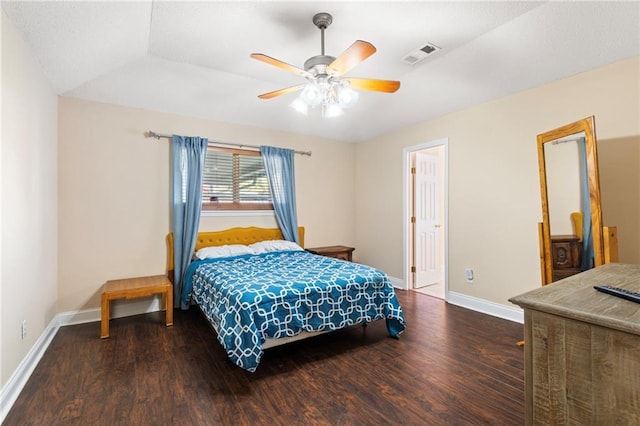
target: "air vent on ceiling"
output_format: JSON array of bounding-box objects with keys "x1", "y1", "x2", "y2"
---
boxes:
[{"x1": 401, "y1": 42, "x2": 441, "y2": 65}]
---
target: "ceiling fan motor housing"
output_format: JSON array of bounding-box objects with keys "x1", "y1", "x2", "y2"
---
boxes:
[{"x1": 304, "y1": 55, "x2": 336, "y2": 77}]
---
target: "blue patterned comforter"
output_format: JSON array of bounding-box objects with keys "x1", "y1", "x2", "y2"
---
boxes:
[{"x1": 182, "y1": 250, "x2": 406, "y2": 372}]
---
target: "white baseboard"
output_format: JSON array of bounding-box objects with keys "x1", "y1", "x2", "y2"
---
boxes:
[
  {"x1": 447, "y1": 291, "x2": 523, "y2": 324},
  {"x1": 57, "y1": 296, "x2": 163, "y2": 326},
  {"x1": 0, "y1": 297, "x2": 163, "y2": 423},
  {"x1": 0, "y1": 315, "x2": 60, "y2": 423},
  {"x1": 388, "y1": 276, "x2": 406, "y2": 290},
  {"x1": 389, "y1": 276, "x2": 522, "y2": 324}
]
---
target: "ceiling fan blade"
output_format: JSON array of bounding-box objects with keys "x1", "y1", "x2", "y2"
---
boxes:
[
  {"x1": 250, "y1": 53, "x2": 307, "y2": 76},
  {"x1": 327, "y1": 40, "x2": 376, "y2": 77},
  {"x1": 344, "y1": 78, "x2": 401, "y2": 93},
  {"x1": 257, "y1": 85, "x2": 304, "y2": 99}
]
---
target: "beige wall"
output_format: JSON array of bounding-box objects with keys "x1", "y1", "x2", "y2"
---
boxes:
[
  {"x1": 355, "y1": 56, "x2": 640, "y2": 307},
  {"x1": 599, "y1": 135, "x2": 640, "y2": 263},
  {"x1": 57, "y1": 98, "x2": 355, "y2": 313},
  {"x1": 1, "y1": 12, "x2": 58, "y2": 387}
]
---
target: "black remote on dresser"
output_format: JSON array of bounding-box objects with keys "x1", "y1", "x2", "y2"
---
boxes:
[{"x1": 594, "y1": 285, "x2": 640, "y2": 304}]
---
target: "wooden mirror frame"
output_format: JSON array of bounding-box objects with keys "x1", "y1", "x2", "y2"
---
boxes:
[{"x1": 537, "y1": 116, "x2": 604, "y2": 285}]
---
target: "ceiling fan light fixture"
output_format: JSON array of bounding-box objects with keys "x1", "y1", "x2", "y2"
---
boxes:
[
  {"x1": 291, "y1": 80, "x2": 358, "y2": 116},
  {"x1": 323, "y1": 103, "x2": 344, "y2": 118},
  {"x1": 337, "y1": 86, "x2": 359, "y2": 108},
  {"x1": 300, "y1": 84, "x2": 323, "y2": 106},
  {"x1": 290, "y1": 98, "x2": 309, "y2": 115}
]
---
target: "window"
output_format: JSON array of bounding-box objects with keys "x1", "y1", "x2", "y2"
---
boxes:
[{"x1": 201, "y1": 146, "x2": 273, "y2": 211}]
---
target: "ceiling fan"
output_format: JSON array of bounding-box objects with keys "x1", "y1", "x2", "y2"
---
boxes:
[{"x1": 250, "y1": 12, "x2": 400, "y2": 117}]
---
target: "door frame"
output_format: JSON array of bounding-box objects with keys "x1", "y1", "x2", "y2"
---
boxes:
[{"x1": 402, "y1": 138, "x2": 449, "y2": 298}]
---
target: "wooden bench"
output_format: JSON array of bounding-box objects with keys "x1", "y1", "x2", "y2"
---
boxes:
[{"x1": 101, "y1": 275, "x2": 173, "y2": 338}]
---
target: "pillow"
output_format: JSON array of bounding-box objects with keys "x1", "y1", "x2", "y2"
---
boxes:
[
  {"x1": 249, "y1": 240, "x2": 303, "y2": 254},
  {"x1": 195, "y1": 244, "x2": 254, "y2": 260}
]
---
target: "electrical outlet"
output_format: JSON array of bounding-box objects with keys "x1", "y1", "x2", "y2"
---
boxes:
[
  {"x1": 21, "y1": 320, "x2": 27, "y2": 339},
  {"x1": 465, "y1": 268, "x2": 474, "y2": 283}
]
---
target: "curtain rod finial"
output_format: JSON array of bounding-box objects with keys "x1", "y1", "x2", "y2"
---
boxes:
[{"x1": 145, "y1": 131, "x2": 160, "y2": 139}]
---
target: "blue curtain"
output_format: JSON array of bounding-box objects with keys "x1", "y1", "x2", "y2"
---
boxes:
[
  {"x1": 260, "y1": 146, "x2": 300, "y2": 244},
  {"x1": 171, "y1": 135, "x2": 208, "y2": 308},
  {"x1": 578, "y1": 137, "x2": 594, "y2": 271}
]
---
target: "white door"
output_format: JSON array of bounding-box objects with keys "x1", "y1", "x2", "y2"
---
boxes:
[{"x1": 414, "y1": 151, "x2": 442, "y2": 287}]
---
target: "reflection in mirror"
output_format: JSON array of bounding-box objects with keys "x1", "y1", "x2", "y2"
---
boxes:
[
  {"x1": 544, "y1": 134, "x2": 583, "y2": 235},
  {"x1": 543, "y1": 132, "x2": 594, "y2": 281}
]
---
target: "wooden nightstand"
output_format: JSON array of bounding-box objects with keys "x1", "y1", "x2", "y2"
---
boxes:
[
  {"x1": 307, "y1": 245, "x2": 355, "y2": 262},
  {"x1": 101, "y1": 275, "x2": 173, "y2": 338}
]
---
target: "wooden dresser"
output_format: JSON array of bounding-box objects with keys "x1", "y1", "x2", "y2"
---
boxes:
[
  {"x1": 306, "y1": 245, "x2": 355, "y2": 262},
  {"x1": 550, "y1": 234, "x2": 582, "y2": 281},
  {"x1": 509, "y1": 263, "x2": 640, "y2": 425}
]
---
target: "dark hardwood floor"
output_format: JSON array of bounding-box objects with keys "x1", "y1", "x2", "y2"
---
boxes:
[{"x1": 4, "y1": 290, "x2": 525, "y2": 425}]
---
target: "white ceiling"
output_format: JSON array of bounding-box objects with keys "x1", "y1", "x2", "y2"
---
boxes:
[{"x1": 2, "y1": 1, "x2": 639, "y2": 142}]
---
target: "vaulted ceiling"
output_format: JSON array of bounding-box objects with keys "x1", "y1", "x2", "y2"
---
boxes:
[{"x1": 2, "y1": 1, "x2": 639, "y2": 142}]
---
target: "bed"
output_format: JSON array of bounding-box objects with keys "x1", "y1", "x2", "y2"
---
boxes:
[{"x1": 167, "y1": 226, "x2": 406, "y2": 372}]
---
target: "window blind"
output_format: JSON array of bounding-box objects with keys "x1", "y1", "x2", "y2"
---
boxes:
[{"x1": 202, "y1": 147, "x2": 272, "y2": 207}]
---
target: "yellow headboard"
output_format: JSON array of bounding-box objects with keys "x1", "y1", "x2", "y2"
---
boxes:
[{"x1": 166, "y1": 226, "x2": 305, "y2": 278}]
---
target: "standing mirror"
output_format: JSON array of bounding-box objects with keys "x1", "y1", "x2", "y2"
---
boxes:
[{"x1": 537, "y1": 116, "x2": 608, "y2": 284}]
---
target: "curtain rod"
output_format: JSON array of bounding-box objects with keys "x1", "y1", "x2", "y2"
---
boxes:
[
  {"x1": 551, "y1": 137, "x2": 583, "y2": 145},
  {"x1": 145, "y1": 131, "x2": 312, "y2": 156}
]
